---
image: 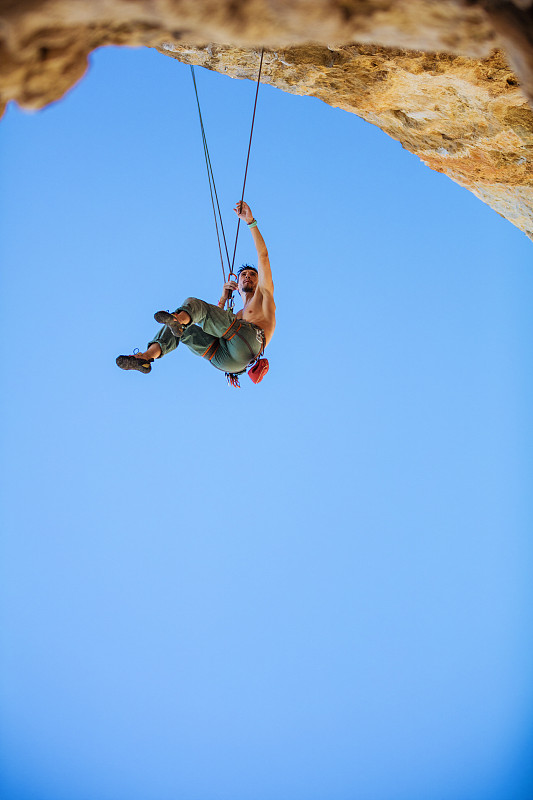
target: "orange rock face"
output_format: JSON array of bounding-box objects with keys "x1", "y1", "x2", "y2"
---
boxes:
[{"x1": 1, "y1": 1, "x2": 532, "y2": 237}]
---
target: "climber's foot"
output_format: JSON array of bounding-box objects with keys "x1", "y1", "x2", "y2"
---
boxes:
[
  {"x1": 116, "y1": 354, "x2": 154, "y2": 374},
  {"x1": 154, "y1": 311, "x2": 184, "y2": 338}
]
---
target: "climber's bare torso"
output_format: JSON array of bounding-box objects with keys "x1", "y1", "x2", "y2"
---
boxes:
[{"x1": 235, "y1": 280, "x2": 276, "y2": 346}]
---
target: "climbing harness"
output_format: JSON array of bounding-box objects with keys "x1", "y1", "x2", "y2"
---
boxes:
[
  {"x1": 190, "y1": 49, "x2": 269, "y2": 388},
  {"x1": 225, "y1": 325, "x2": 268, "y2": 388}
]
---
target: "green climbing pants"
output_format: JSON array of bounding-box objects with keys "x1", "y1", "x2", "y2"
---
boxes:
[{"x1": 148, "y1": 297, "x2": 265, "y2": 373}]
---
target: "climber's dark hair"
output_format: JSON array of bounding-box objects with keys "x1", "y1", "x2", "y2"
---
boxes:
[{"x1": 237, "y1": 264, "x2": 258, "y2": 277}]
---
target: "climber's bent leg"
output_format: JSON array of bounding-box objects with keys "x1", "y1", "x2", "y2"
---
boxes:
[
  {"x1": 145, "y1": 298, "x2": 263, "y2": 373},
  {"x1": 147, "y1": 298, "x2": 231, "y2": 358},
  {"x1": 177, "y1": 298, "x2": 264, "y2": 372},
  {"x1": 177, "y1": 298, "x2": 239, "y2": 339},
  {"x1": 147, "y1": 322, "x2": 180, "y2": 357}
]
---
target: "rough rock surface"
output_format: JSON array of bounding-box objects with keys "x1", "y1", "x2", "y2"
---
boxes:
[
  {"x1": 1, "y1": 0, "x2": 533, "y2": 238},
  {"x1": 160, "y1": 43, "x2": 533, "y2": 238}
]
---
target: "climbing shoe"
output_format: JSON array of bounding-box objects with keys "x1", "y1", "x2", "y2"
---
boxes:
[
  {"x1": 116, "y1": 355, "x2": 154, "y2": 374},
  {"x1": 154, "y1": 311, "x2": 184, "y2": 338}
]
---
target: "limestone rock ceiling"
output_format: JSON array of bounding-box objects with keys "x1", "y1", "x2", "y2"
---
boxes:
[
  {"x1": 161, "y1": 43, "x2": 533, "y2": 239},
  {"x1": 1, "y1": 0, "x2": 533, "y2": 239}
]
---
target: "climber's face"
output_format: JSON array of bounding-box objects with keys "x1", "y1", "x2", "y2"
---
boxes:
[{"x1": 238, "y1": 269, "x2": 258, "y2": 296}]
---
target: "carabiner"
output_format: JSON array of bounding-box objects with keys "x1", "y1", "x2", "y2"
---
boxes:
[{"x1": 227, "y1": 271, "x2": 238, "y2": 311}]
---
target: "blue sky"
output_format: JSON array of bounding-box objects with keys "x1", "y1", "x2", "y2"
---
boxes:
[{"x1": 1, "y1": 45, "x2": 532, "y2": 800}]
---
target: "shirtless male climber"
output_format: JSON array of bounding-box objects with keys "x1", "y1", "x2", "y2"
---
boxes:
[{"x1": 116, "y1": 201, "x2": 276, "y2": 382}]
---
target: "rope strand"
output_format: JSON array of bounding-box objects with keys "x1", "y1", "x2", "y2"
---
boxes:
[
  {"x1": 231, "y1": 48, "x2": 265, "y2": 273},
  {"x1": 190, "y1": 65, "x2": 231, "y2": 282},
  {"x1": 190, "y1": 49, "x2": 265, "y2": 290}
]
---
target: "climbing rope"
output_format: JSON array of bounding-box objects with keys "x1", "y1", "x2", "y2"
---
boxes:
[
  {"x1": 190, "y1": 49, "x2": 265, "y2": 295},
  {"x1": 230, "y1": 47, "x2": 265, "y2": 275},
  {"x1": 190, "y1": 65, "x2": 231, "y2": 283}
]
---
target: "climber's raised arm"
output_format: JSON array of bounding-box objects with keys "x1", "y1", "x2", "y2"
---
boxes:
[{"x1": 234, "y1": 201, "x2": 274, "y2": 294}]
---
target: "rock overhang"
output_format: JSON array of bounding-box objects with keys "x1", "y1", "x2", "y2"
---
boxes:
[{"x1": 1, "y1": 0, "x2": 532, "y2": 238}]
